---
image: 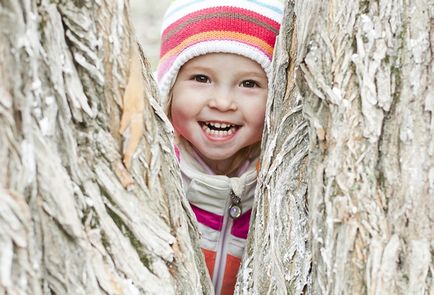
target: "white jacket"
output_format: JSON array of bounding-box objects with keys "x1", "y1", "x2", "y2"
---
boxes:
[{"x1": 178, "y1": 142, "x2": 257, "y2": 295}]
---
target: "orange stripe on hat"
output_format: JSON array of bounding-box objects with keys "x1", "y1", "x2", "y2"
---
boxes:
[
  {"x1": 156, "y1": 0, "x2": 284, "y2": 102},
  {"x1": 160, "y1": 31, "x2": 274, "y2": 65}
]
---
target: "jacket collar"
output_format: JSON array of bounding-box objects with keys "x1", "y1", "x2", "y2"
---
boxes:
[{"x1": 178, "y1": 142, "x2": 257, "y2": 215}]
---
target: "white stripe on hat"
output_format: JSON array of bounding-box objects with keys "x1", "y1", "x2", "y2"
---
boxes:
[{"x1": 161, "y1": 0, "x2": 284, "y2": 33}]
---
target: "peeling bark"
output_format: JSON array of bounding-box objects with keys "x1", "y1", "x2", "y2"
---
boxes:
[
  {"x1": 0, "y1": 1, "x2": 211, "y2": 294},
  {"x1": 236, "y1": 2, "x2": 311, "y2": 294},
  {"x1": 2, "y1": 0, "x2": 433, "y2": 294},
  {"x1": 298, "y1": 0, "x2": 433, "y2": 293},
  {"x1": 237, "y1": 0, "x2": 433, "y2": 294}
]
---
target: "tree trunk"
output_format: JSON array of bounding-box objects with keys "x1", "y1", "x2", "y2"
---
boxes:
[
  {"x1": 2, "y1": 0, "x2": 433, "y2": 294},
  {"x1": 237, "y1": 0, "x2": 433, "y2": 294},
  {"x1": 235, "y1": 2, "x2": 311, "y2": 294},
  {"x1": 0, "y1": 1, "x2": 212, "y2": 294}
]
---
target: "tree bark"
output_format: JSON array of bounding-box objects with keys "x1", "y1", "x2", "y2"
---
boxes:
[
  {"x1": 0, "y1": 1, "x2": 212, "y2": 294},
  {"x1": 2, "y1": 0, "x2": 433, "y2": 294},
  {"x1": 237, "y1": 0, "x2": 433, "y2": 294},
  {"x1": 235, "y1": 2, "x2": 311, "y2": 294}
]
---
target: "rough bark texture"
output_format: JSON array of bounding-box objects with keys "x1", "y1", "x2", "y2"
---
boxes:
[
  {"x1": 2, "y1": 0, "x2": 433, "y2": 294},
  {"x1": 236, "y1": 2, "x2": 311, "y2": 294},
  {"x1": 0, "y1": 1, "x2": 212, "y2": 294},
  {"x1": 299, "y1": 0, "x2": 433, "y2": 293},
  {"x1": 238, "y1": 0, "x2": 433, "y2": 294}
]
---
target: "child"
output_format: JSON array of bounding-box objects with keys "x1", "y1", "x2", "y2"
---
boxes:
[{"x1": 156, "y1": 1, "x2": 283, "y2": 294}]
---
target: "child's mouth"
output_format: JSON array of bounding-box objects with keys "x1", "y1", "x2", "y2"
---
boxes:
[{"x1": 199, "y1": 121, "x2": 240, "y2": 137}]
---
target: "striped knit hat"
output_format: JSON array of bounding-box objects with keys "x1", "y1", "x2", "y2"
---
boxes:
[{"x1": 156, "y1": 0, "x2": 284, "y2": 101}]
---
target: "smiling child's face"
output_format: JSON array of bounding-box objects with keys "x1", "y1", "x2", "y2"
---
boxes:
[{"x1": 170, "y1": 53, "x2": 268, "y2": 173}]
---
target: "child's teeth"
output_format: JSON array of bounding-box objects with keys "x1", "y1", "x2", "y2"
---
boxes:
[{"x1": 202, "y1": 123, "x2": 237, "y2": 137}]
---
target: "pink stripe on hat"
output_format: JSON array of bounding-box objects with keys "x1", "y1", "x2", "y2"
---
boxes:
[{"x1": 156, "y1": 0, "x2": 284, "y2": 103}]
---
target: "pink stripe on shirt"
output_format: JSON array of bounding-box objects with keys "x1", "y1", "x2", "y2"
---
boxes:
[
  {"x1": 190, "y1": 203, "x2": 223, "y2": 231},
  {"x1": 191, "y1": 203, "x2": 252, "y2": 240},
  {"x1": 232, "y1": 209, "x2": 251, "y2": 239}
]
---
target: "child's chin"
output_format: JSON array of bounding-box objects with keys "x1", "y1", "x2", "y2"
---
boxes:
[{"x1": 200, "y1": 150, "x2": 237, "y2": 161}]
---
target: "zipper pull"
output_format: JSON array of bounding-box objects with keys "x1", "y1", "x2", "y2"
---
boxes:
[{"x1": 229, "y1": 190, "x2": 242, "y2": 219}]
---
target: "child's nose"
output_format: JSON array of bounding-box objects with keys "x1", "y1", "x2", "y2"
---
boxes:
[{"x1": 208, "y1": 88, "x2": 237, "y2": 111}]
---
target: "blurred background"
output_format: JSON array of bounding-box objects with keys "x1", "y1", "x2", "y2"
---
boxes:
[{"x1": 130, "y1": 0, "x2": 172, "y2": 70}]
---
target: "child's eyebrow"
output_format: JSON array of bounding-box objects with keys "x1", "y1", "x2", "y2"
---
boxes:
[
  {"x1": 178, "y1": 63, "x2": 206, "y2": 74},
  {"x1": 182, "y1": 65, "x2": 212, "y2": 72},
  {"x1": 243, "y1": 71, "x2": 267, "y2": 78},
  {"x1": 186, "y1": 65, "x2": 264, "y2": 75},
  {"x1": 231, "y1": 71, "x2": 268, "y2": 81}
]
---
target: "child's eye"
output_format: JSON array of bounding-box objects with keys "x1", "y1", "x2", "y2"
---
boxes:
[
  {"x1": 192, "y1": 75, "x2": 210, "y2": 83},
  {"x1": 240, "y1": 80, "x2": 260, "y2": 88}
]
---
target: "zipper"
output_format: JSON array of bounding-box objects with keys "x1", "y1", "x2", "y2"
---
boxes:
[{"x1": 212, "y1": 189, "x2": 241, "y2": 294}]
